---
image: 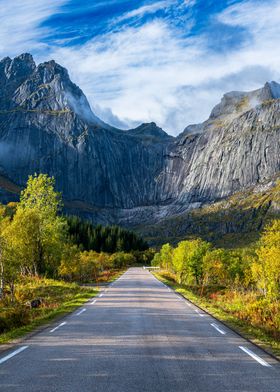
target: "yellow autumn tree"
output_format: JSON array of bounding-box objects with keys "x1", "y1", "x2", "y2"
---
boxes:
[{"x1": 253, "y1": 219, "x2": 280, "y2": 298}]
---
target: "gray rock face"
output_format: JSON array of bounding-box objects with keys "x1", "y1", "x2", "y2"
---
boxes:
[{"x1": 0, "y1": 54, "x2": 279, "y2": 226}]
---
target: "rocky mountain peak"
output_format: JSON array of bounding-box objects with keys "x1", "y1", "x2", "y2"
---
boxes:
[
  {"x1": 210, "y1": 81, "x2": 280, "y2": 121},
  {"x1": 264, "y1": 81, "x2": 280, "y2": 99},
  {"x1": 180, "y1": 81, "x2": 280, "y2": 139},
  {"x1": 0, "y1": 53, "x2": 109, "y2": 127},
  {"x1": 126, "y1": 122, "x2": 173, "y2": 143},
  {"x1": 5, "y1": 53, "x2": 36, "y2": 80},
  {"x1": 35, "y1": 59, "x2": 70, "y2": 85}
]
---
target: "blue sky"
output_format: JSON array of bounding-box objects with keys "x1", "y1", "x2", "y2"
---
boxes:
[{"x1": 0, "y1": 0, "x2": 279, "y2": 134}]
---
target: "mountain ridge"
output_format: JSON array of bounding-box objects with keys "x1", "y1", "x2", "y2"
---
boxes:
[{"x1": 0, "y1": 53, "x2": 279, "y2": 233}]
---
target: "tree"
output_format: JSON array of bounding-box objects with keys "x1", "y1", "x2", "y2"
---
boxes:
[
  {"x1": 110, "y1": 252, "x2": 136, "y2": 269},
  {"x1": 159, "y1": 243, "x2": 173, "y2": 270},
  {"x1": 202, "y1": 249, "x2": 227, "y2": 287},
  {"x1": 66, "y1": 216, "x2": 148, "y2": 253},
  {"x1": 172, "y1": 241, "x2": 192, "y2": 284},
  {"x1": 20, "y1": 173, "x2": 62, "y2": 217},
  {"x1": 172, "y1": 239, "x2": 211, "y2": 285},
  {"x1": 253, "y1": 219, "x2": 280, "y2": 298},
  {"x1": 152, "y1": 252, "x2": 161, "y2": 267},
  {"x1": 187, "y1": 239, "x2": 211, "y2": 285},
  {"x1": 59, "y1": 245, "x2": 81, "y2": 281},
  {"x1": 0, "y1": 209, "x2": 21, "y2": 299},
  {"x1": 4, "y1": 174, "x2": 67, "y2": 276}
]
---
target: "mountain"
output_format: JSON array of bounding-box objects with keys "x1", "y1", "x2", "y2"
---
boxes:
[{"x1": 0, "y1": 54, "x2": 279, "y2": 238}]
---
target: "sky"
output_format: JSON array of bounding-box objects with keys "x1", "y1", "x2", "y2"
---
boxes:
[{"x1": 0, "y1": 0, "x2": 280, "y2": 135}]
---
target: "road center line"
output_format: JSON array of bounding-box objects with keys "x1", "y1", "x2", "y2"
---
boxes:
[
  {"x1": 90, "y1": 299, "x2": 97, "y2": 305},
  {"x1": 211, "y1": 323, "x2": 226, "y2": 335},
  {"x1": 50, "y1": 322, "x2": 67, "y2": 333},
  {"x1": 99, "y1": 293, "x2": 103, "y2": 298},
  {"x1": 76, "y1": 308, "x2": 86, "y2": 316},
  {"x1": 239, "y1": 346, "x2": 272, "y2": 367},
  {"x1": 0, "y1": 346, "x2": 28, "y2": 365}
]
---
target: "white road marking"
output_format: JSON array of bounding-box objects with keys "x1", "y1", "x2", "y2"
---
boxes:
[
  {"x1": 76, "y1": 308, "x2": 86, "y2": 316},
  {"x1": 195, "y1": 309, "x2": 205, "y2": 317},
  {"x1": 90, "y1": 299, "x2": 97, "y2": 305},
  {"x1": 0, "y1": 346, "x2": 28, "y2": 365},
  {"x1": 50, "y1": 322, "x2": 67, "y2": 333},
  {"x1": 99, "y1": 293, "x2": 103, "y2": 298},
  {"x1": 211, "y1": 323, "x2": 226, "y2": 335},
  {"x1": 239, "y1": 346, "x2": 272, "y2": 367}
]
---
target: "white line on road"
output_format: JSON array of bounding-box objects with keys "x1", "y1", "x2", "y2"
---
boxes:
[
  {"x1": 76, "y1": 308, "x2": 86, "y2": 316},
  {"x1": 90, "y1": 299, "x2": 97, "y2": 305},
  {"x1": 211, "y1": 323, "x2": 226, "y2": 335},
  {"x1": 50, "y1": 322, "x2": 67, "y2": 333},
  {"x1": 0, "y1": 346, "x2": 28, "y2": 365},
  {"x1": 239, "y1": 346, "x2": 272, "y2": 367},
  {"x1": 99, "y1": 293, "x2": 103, "y2": 298},
  {"x1": 195, "y1": 309, "x2": 205, "y2": 317}
]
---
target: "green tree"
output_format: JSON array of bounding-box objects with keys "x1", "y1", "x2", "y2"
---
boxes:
[
  {"x1": 172, "y1": 239, "x2": 211, "y2": 285},
  {"x1": 172, "y1": 241, "x2": 192, "y2": 284},
  {"x1": 187, "y1": 239, "x2": 212, "y2": 285},
  {"x1": 253, "y1": 220, "x2": 280, "y2": 298},
  {"x1": 159, "y1": 243, "x2": 173, "y2": 270},
  {"x1": 4, "y1": 174, "x2": 67, "y2": 276}
]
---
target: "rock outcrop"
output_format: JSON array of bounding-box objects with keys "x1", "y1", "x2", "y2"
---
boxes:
[{"x1": 0, "y1": 54, "x2": 279, "y2": 227}]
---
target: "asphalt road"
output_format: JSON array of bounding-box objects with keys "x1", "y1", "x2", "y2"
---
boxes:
[{"x1": 0, "y1": 268, "x2": 279, "y2": 392}]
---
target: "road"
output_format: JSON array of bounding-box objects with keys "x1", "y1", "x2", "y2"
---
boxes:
[{"x1": 0, "y1": 268, "x2": 279, "y2": 391}]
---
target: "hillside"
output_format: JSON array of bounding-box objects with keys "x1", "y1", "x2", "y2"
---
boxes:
[{"x1": 136, "y1": 178, "x2": 280, "y2": 248}]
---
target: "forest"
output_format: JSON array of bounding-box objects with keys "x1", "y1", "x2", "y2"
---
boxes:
[
  {"x1": 0, "y1": 174, "x2": 152, "y2": 338},
  {"x1": 152, "y1": 224, "x2": 280, "y2": 344}
]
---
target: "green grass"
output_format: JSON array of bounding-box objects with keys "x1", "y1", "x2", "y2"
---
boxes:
[
  {"x1": 154, "y1": 272, "x2": 280, "y2": 360},
  {"x1": 0, "y1": 277, "x2": 98, "y2": 344}
]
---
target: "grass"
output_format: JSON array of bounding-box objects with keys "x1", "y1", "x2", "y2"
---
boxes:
[
  {"x1": 154, "y1": 271, "x2": 280, "y2": 360},
  {"x1": 0, "y1": 277, "x2": 98, "y2": 344},
  {"x1": 0, "y1": 269, "x2": 127, "y2": 345},
  {"x1": 94, "y1": 268, "x2": 125, "y2": 284}
]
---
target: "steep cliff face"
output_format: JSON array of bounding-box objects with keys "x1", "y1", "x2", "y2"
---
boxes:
[
  {"x1": 0, "y1": 54, "x2": 172, "y2": 211},
  {"x1": 159, "y1": 98, "x2": 280, "y2": 206},
  {"x1": 0, "y1": 53, "x2": 279, "y2": 227}
]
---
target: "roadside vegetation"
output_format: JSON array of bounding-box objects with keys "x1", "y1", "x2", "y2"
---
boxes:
[
  {"x1": 152, "y1": 222, "x2": 280, "y2": 356},
  {"x1": 0, "y1": 174, "x2": 152, "y2": 341}
]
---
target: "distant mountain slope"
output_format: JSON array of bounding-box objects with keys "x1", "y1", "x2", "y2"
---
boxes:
[
  {"x1": 136, "y1": 177, "x2": 280, "y2": 248},
  {"x1": 0, "y1": 53, "x2": 279, "y2": 233}
]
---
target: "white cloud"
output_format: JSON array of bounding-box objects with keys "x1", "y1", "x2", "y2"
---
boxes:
[
  {"x1": 115, "y1": 1, "x2": 172, "y2": 23},
  {"x1": 1, "y1": 0, "x2": 280, "y2": 135},
  {"x1": 47, "y1": 0, "x2": 280, "y2": 134},
  {"x1": 0, "y1": 0, "x2": 66, "y2": 57}
]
